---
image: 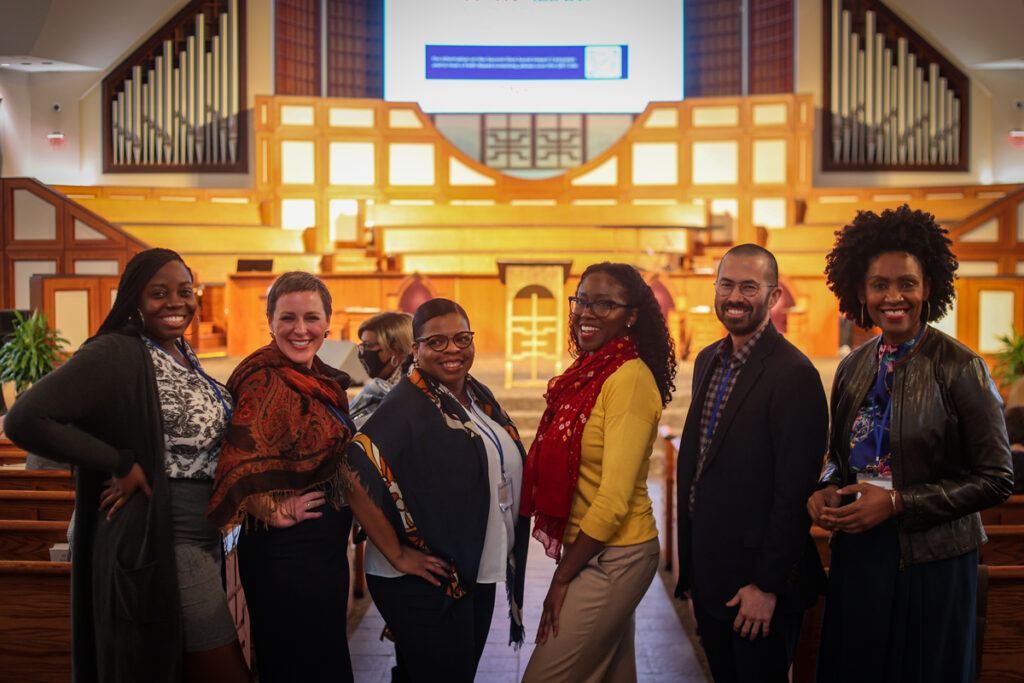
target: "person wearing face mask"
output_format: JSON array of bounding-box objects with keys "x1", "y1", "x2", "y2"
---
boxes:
[
  {"x1": 521, "y1": 262, "x2": 677, "y2": 682},
  {"x1": 350, "y1": 312, "x2": 414, "y2": 428},
  {"x1": 208, "y1": 271, "x2": 356, "y2": 683},
  {"x1": 345, "y1": 298, "x2": 531, "y2": 682},
  {"x1": 807, "y1": 206, "x2": 1013, "y2": 683},
  {"x1": 4, "y1": 248, "x2": 250, "y2": 682}
]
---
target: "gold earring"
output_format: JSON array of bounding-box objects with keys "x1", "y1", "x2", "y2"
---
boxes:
[
  {"x1": 923, "y1": 300, "x2": 930, "y2": 321},
  {"x1": 859, "y1": 303, "x2": 866, "y2": 328}
]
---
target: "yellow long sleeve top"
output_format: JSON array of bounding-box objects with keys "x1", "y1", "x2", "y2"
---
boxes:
[{"x1": 563, "y1": 358, "x2": 662, "y2": 547}]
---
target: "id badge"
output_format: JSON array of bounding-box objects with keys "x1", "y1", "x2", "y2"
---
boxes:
[
  {"x1": 497, "y1": 477, "x2": 514, "y2": 512},
  {"x1": 855, "y1": 471, "x2": 893, "y2": 491}
]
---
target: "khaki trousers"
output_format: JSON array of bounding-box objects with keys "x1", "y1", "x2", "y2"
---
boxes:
[{"x1": 523, "y1": 537, "x2": 660, "y2": 683}]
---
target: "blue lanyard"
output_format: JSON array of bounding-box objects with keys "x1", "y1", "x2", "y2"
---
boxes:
[
  {"x1": 469, "y1": 399, "x2": 506, "y2": 480},
  {"x1": 873, "y1": 397, "x2": 892, "y2": 466},
  {"x1": 705, "y1": 357, "x2": 734, "y2": 442},
  {"x1": 145, "y1": 335, "x2": 232, "y2": 421},
  {"x1": 325, "y1": 403, "x2": 355, "y2": 433}
]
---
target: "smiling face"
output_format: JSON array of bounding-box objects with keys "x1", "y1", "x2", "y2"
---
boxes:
[
  {"x1": 413, "y1": 312, "x2": 474, "y2": 398},
  {"x1": 268, "y1": 290, "x2": 330, "y2": 368},
  {"x1": 714, "y1": 253, "x2": 781, "y2": 347},
  {"x1": 572, "y1": 272, "x2": 637, "y2": 354},
  {"x1": 138, "y1": 259, "x2": 197, "y2": 352},
  {"x1": 860, "y1": 251, "x2": 930, "y2": 345}
]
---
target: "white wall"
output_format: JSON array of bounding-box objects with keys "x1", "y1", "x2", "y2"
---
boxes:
[{"x1": 0, "y1": 71, "x2": 33, "y2": 178}]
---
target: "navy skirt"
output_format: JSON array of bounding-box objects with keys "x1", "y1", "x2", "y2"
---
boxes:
[{"x1": 816, "y1": 519, "x2": 977, "y2": 683}]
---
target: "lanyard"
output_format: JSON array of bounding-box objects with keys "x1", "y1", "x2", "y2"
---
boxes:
[
  {"x1": 469, "y1": 400, "x2": 506, "y2": 481},
  {"x1": 873, "y1": 397, "x2": 892, "y2": 466},
  {"x1": 145, "y1": 335, "x2": 232, "y2": 421},
  {"x1": 705, "y1": 356, "x2": 734, "y2": 443},
  {"x1": 325, "y1": 403, "x2": 355, "y2": 433}
]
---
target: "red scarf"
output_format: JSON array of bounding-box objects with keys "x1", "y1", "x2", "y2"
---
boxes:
[
  {"x1": 520, "y1": 336, "x2": 638, "y2": 559},
  {"x1": 208, "y1": 343, "x2": 352, "y2": 527}
]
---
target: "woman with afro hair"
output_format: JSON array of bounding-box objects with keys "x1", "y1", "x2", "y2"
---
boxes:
[
  {"x1": 807, "y1": 205, "x2": 1013, "y2": 682},
  {"x1": 520, "y1": 261, "x2": 676, "y2": 681}
]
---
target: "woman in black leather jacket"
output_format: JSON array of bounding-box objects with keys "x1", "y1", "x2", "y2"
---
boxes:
[{"x1": 806, "y1": 205, "x2": 1013, "y2": 683}]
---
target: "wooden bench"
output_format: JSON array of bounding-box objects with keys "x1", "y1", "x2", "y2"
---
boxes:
[
  {"x1": 0, "y1": 439, "x2": 26, "y2": 467},
  {"x1": 0, "y1": 469, "x2": 74, "y2": 491},
  {"x1": 0, "y1": 490, "x2": 75, "y2": 521},
  {"x1": 0, "y1": 520, "x2": 68, "y2": 561},
  {"x1": 981, "y1": 495, "x2": 1024, "y2": 525},
  {"x1": 0, "y1": 560, "x2": 71, "y2": 682}
]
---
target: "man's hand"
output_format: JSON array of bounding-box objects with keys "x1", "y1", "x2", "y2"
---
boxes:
[{"x1": 725, "y1": 584, "x2": 776, "y2": 640}]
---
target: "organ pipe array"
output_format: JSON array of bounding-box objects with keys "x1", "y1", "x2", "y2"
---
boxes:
[
  {"x1": 826, "y1": 0, "x2": 964, "y2": 169},
  {"x1": 107, "y1": 0, "x2": 241, "y2": 169}
]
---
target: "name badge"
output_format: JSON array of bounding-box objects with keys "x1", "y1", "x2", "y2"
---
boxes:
[
  {"x1": 855, "y1": 471, "x2": 893, "y2": 490},
  {"x1": 497, "y1": 477, "x2": 514, "y2": 512}
]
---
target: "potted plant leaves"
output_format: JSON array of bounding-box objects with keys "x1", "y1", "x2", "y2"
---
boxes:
[
  {"x1": 0, "y1": 310, "x2": 69, "y2": 468},
  {"x1": 993, "y1": 326, "x2": 1024, "y2": 408}
]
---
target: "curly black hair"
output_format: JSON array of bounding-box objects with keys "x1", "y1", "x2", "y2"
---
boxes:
[
  {"x1": 569, "y1": 262, "x2": 677, "y2": 406},
  {"x1": 824, "y1": 204, "x2": 958, "y2": 329}
]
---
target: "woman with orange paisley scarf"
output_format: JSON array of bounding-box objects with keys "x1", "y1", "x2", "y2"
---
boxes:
[
  {"x1": 208, "y1": 272, "x2": 355, "y2": 683},
  {"x1": 521, "y1": 262, "x2": 677, "y2": 682}
]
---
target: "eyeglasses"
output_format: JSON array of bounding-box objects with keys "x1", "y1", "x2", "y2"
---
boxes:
[
  {"x1": 357, "y1": 342, "x2": 381, "y2": 352},
  {"x1": 568, "y1": 297, "x2": 631, "y2": 318},
  {"x1": 415, "y1": 331, "x2": 475, "y2": 352},
  {"x1": 714, "y1": 280, "x2": 777, "y2": 297}
]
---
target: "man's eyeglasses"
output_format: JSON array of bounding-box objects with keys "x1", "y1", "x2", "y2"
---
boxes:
[
  {"x1": 568, "y1": 296, "x2": 631, "y2": 318},
  {"x1": 714, "y1": 280, "x2": 777, "y2": 297},
  {"x1": 415, "y1": 331, "x2": 475, "y2": 352}
]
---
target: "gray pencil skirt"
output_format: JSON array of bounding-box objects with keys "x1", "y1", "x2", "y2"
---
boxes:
[{"x1": 170, "y1": 478, "x2": 238, "y2": 653}]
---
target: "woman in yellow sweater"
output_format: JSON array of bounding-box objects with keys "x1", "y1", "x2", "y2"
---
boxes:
[{"x1": 521, "y1": 262, "x2": 677, "y2": 682}]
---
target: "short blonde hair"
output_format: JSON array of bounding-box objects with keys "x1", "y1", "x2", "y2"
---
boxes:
[{"x1": 358, "y1": 312, "x2": 414, "y2": 356}]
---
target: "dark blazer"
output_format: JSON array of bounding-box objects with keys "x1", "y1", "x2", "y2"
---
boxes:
[
  {"x1": 4, "y1": 332, "x2": 182, "y2": 683},
  {"x1": 674, "y1": 322, "x2": 828, "y2": 622}
]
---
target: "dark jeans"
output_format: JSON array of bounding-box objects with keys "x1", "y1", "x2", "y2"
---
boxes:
[
  {"x1": 367, "y1": 574, "x2": 496, "y2": 683},
  {"x1": 693, "y1": 598, "x2": 803, "y2": 683}
]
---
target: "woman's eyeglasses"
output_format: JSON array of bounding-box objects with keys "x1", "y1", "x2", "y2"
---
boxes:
[
  {"x1": 568, "y1": 296, "x2": 630, "y2": 318},
  {"x1": 415, "y1": 331, "x2": 475, "y2": 352}
]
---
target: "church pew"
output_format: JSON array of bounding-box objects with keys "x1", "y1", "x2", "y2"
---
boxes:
[
  {"x1": 792, "y1": 565, "x2": 1024, "y2": 682},
  {"x1": 0, "y1": 560, "x2": 71, "y2": 683},
  {"x1": 0, "y1": 469, "x2": 74, "y2": 491},
  {"x1": 981, "y1": 495, "x2": 1024, "y2": 525},
  {"x1": 0, "y1": 490, "x2": 75, "y2": 521},
  {"x1": 0, "y1": 520, "x2": 68, "y2": 561},
  {"x1": 0, "y1": 438, "x2": 26, "y2": 466}
]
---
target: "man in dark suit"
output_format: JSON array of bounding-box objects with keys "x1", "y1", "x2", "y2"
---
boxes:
[{"x1": 675, "y1": 243, "x2": 828, "y2": 682}]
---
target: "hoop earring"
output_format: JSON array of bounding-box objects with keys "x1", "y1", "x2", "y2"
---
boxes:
[
  {"x1": 859, "y1": 303, "x2": 866, "y2": 329},
  {"x1": 323, "y1": 331, "x2": 329, "y2": 338},
  {"x1": 136, "y1": 308, "x2": 145, "y2": 328},
  {"x1": 923, "y1": 300, "x2": 930, "y2": 321}
]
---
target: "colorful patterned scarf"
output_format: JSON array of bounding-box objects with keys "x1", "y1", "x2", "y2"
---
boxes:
[
  {"x1": 346, "y1": 367, "x2": 530, "y2": 646},
  {"x1": 520, "y1": 336, "x2": 638, "y2": 559},
  {"x1": 207, "y1": 343, "x2": 352, "y2": 527}
]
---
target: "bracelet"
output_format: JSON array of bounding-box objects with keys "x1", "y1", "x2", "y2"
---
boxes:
[{"x1": 889, "y1": 489, "x2": 898, "y2": 516}]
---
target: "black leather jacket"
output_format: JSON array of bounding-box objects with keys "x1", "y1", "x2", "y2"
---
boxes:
[{"x1": 821, "y1": 325, "x2": 1013, "y2": 566}]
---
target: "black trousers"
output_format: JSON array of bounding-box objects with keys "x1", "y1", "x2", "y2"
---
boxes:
[
  {"x1": 237, "y1": 504, "x2": 353, "y2": 683},
  {"x1": 367, "y1": 574, "x2": 496, "y2": 683},
  {"x1": 692, "y1": 598, "x2": 803, "y2": 683}
]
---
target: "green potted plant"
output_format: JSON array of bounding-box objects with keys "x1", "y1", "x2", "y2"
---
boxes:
[
  {"x1": 993, "y1": 326, "x2": 1024, "y2": 408},
  {"x1": 0, "y1": 310, "x2": 68, "y2": 468}
]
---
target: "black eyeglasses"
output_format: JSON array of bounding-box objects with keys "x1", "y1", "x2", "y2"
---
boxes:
[
  {"x1": 357, "y1": 342, "x2": 381, "y2": 352},
  {"x1": 568, "y1": 296, "x2": 630, "y2": 318},
  {"x1": 415, "y1": 331, "x2": 475, "y2": 352},
  {"x1": 714, "y1": 280, "x2": 777, "y2": 297}
]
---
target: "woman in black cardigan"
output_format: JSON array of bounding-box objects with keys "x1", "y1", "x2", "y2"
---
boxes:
[{"x1": 4, "y1": 248, "x2": 249, "y2": 683}]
